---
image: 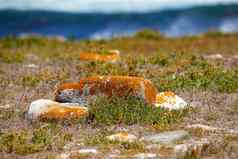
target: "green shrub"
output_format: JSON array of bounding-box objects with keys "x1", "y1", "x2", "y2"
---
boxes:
[
  {"x1": 21, "y1": 75, "x2": 41, "y2": 87},
  {"x1": 0, "y1": 131, "x2": 43, "y2": 155},
  {"x1": 202, "y1": 31, "x2": 225, "y2": 38},
  {"x1": 1, "y1": 35, "x2": 45, "y2": 48},
  {"x1": 135, "y1": 29, "x2": 163, "y2": 40},
  {"x1": 89, "y1": 95, "x2": 188, "y2": 126},
  {"x1": 154, "y1": 64, "x2": 238, "y2": 93},
  {"x1": 0, "y1": 51, "x2": 25, "y2": 63},
  {"x1": 0, "y1": 124, "x2": 72, "y2": 155}
]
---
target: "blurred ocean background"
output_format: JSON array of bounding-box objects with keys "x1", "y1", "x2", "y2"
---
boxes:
[{"x1": 0, "y1": 0, "x2": 238, "y2": 39}]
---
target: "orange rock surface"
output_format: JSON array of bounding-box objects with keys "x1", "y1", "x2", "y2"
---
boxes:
[
  {"x1": 79, "y1": 50, "x2": 120, "y2": 62},
  {"x1": 40, "y1": 104, "x2": 88, "y2": 120},
  {"x1": 55, "y1": 76, "x2": 158, "y2": 105}
]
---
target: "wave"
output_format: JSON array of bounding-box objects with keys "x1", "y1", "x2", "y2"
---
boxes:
[
  {"x1": 1, "y1": 0, "x2": 238, "y2": 13},
  {"x1": 219, "y1": 17, "x2": 238, "y2": 33}
]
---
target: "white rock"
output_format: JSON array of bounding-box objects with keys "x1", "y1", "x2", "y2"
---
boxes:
[
  {"x1": 109, "y1": 49, "x2": 120, "y2": 55},
  {"x1": 186, "y1": 124, "x2": 238, "y2": 135},
  {"x1": 28, "y1": 99, "x2": 56, "y2": 119},
  {"x1": 27, "y1": 99, "x2": 88, "y2": 120},
  {"x1": 107, "y1": 132, "x2": 137, "y2": 143},
  {"x1": 155, "y1": 92, "x2": 188, "y2": 110},
  {"x1": 204, "y1": 54, "x2": 223, "y2": 60},
  {"x1": 0, "y1": 104, "x2": 11, "y2": 109},
  {"x1": 186, "y1": 124, "x2": 219, "y2": 132},
  {"x1": 25, "y1": 64, "x2": 38, "y2": 69},
  {"x1": 78, "y1": 148, "x2": 97, "y2": 154},
  {"x1": 134, "y1": 153, "x2": 157, "y2": 159},
  {"x1": 58, "y1": 149, "x2": 97, "y2": 159}
]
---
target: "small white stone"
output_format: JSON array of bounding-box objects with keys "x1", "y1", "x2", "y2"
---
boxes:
[
  {"x1": 59, "y1": 149, "x2": 97, "y2": 159},
  {"x1": 186, "y1": 124, "x2": 238, "y2": 135},
  {"x1": 109, "y1": 50, "x2": 120, "y2": 55},
  {"x1": 0, "y1": 104, "x2": 11, "y2": 109},
  {"x1": 107, "y1": 132, "x2": 137, "y2": 143},
  {"x1": 25, "y1": 64, "x2": 38, "y2": 69},
  {"x1": 186, "y1": 124, "x2": 219, "y2": 132},
  {"x1": 78, "y1": 148, "x2": 97, "y2": 154},
  {"x1": 204, "y1": 54, "x2": 223, "y2": 60},
  {"x1": 134, "y1": 153, "x2": 157, "y2": 159}
]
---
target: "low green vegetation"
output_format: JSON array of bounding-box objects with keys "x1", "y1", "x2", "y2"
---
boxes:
[
  {"x1": 89, "y1": 95, "x2": 188, "y2": 126},
  {"x1": 0, "y1": 51, "x2": 25, "y2": 63},
  {"x1": 1, "y1": 35, "x2": 46, "y2": 49},
  {"x1": 135, "y1": 29, "x2": 164, "y2": 40},
  {"x1": 0, "y1": 124, "x2": 72, "y2": 155},
  {"x1": 154, "y1": 64, "x2": 238, "y2": 93},
  {"x1": 21, "y1": 68, "x2": 69, "y2": 87},
  {"x1": 181, "y1": 153, "x2": 201, "y2": 159},
  {"x1": 0, "y1": 109, "x2": 18, "y2": 120}
]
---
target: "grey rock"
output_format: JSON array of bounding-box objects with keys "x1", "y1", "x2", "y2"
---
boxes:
[{"x1": 142, "y1": 130, "x2": 189, "y2": 144}]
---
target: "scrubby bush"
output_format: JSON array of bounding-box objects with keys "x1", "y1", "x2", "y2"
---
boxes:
[
  {"x1": 135, "y1": 29, "x2": 163, "y2": 40},
  {"x1": 89, "y1": 95, "x2": 188, "y2": 126}
]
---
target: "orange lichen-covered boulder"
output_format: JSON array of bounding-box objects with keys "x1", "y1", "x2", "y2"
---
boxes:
[
  {"x1": 79, "y1": 50, "x2": 120, "y2": 62},
  {"x1": 55, "y1": 76, "x2": 158, "y2": 105},
  {"x1": 27, "y1": 99, "x2": 88, "y2": 120}
]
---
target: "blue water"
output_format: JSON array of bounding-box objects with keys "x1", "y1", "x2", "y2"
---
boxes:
[{"x1": 0, "y1": 4, "x2": 238, "y2": 39}]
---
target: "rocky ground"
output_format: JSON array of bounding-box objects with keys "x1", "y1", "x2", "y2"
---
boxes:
[{"x1": 0, "y1": 31, "x2": 238, "y2": 159}]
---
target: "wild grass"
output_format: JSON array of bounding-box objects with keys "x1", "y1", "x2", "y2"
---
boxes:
[
  {"x1": 89, "y1": 95, "x2": 188, "y2": 126},
  {"x1": 0, "y1": 123, "x2": 72, "y2": 155},
  {"x1": 0, "y1": 108, "x2": 19, "y2": 121},
  {"x1": 0, "y1": 51, "x2": 25, "y2": 63}
]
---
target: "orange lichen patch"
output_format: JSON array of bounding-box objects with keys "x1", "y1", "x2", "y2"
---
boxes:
[
  {"x1": 163, "y1": 91, "x2": 176, "y2": 97},
  {"x1": 40, "y1": 105, "x2": 88, "y2": 120},
  {"x1": 156, "y1": 95, "x2": 167, "y2": 105},
  {"x1": 55, "y1": 76, "x2": 158, "y2": 105},
  {"x1": 120, "y1": 132, "x2": 129, "y2": 137},
  {"x1": 156, "y1": 91, "x2": 176, "y2": 105},
  {"x1": 79, "y1": 50, "x2": 120, "y2": 62}
]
